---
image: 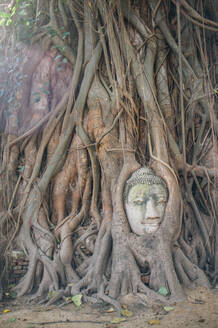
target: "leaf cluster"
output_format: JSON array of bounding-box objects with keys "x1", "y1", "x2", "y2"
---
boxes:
[{"x1": 0, "y1": 0, "x2": 36, "y2": 42}]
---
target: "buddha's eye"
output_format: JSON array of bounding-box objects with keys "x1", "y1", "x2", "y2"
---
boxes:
[
  {"x1": 157, "y1": 200, "x2": 166, "y2": 206},
  {"x1": 133, "y1": 201, "x2": 144, "y2": 206}
]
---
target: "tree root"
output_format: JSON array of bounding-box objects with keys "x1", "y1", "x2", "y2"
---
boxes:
[
  {"x1": 173, "y1": 246, "x2": 210, "y2": 288},
  {"x1": 71, "y1": 223, "x2": 112, "y2": 295}
]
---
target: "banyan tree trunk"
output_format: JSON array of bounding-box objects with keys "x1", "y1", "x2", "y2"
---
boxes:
[{"x1": 0, "y1": 0, "x2": 217, "y2": 309}]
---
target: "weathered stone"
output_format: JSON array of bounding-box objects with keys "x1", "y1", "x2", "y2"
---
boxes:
[{"x1": 124, "y1": 167, "x2": 168, "y2": 235}]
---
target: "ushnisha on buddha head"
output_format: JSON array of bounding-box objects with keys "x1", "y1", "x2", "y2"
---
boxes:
[{"x1": 124, "y1": 167, "x2": 168, "y2": 235}]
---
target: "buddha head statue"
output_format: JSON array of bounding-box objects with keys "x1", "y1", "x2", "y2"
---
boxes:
[{"x1": 124, "y1": 167, "x2": 168, "y2": 235}]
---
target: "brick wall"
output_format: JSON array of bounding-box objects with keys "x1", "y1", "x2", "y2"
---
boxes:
[{"x1": 8, "y1": 250, "x2": 29, "y2": 284}]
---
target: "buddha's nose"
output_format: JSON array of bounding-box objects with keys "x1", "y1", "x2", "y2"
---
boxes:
[{"x1": 143, "y1": 199, "x2": 159, "y2": 221}]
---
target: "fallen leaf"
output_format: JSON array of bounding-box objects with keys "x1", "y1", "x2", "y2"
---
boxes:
[
  {"x1": 47, "y1": 291, "x2": 58, "y2": 299},
  {"x1": 110, "y1": 317, "x2": 127, "y2": 324},
  {"x1": 188, "y1": 296, "x2": 205, "y2": 304},
  {"x1": 121, "y1": 304, "x2": 127, "y2": 309},
  {"x1": 3, "y1": 309, "x2": 11, "y2": 314},
  {"x1": 9, "y1": 317, "x2": 16, "y2": 323},
  {"x1": 72, "y1": 294, "x2": 82, "y2": 308},
  {"x1": 120, "y1": 309, "x2": 133, "y2": 317},
  {"x1": 157, "y1": 286, "x2": 169, "y2": 296},
  {"x1": 163, "y1": 306, "x2": 175, "y2": 312},
  {"x1": 105, "y1": 307, "x2": 115, "y2": 313},
  {"x1": 148, "y1": 319, "x2": 161, "y2": 325}
]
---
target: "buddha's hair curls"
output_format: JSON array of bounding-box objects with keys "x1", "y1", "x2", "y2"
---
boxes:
[{"x1": 123, "y1": 167, "x2": 168, "y2": 201}]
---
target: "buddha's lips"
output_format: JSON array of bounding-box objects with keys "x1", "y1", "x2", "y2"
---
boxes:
[{"x1": 142, "y1": 219, "x2": 161, "y2": 225}]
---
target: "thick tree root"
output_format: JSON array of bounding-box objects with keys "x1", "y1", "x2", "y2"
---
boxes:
[{"x1": 173, "y1": 247, "x2": 210, "y2": 288}]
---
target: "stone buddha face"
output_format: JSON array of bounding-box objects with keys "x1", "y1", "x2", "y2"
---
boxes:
[{"x1": 124, "y1": 168, "x2": 168, "y2": 235}]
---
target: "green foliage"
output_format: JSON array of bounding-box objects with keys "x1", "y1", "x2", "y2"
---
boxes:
[
  {"x1": 0, "y1": 0, "x2": 23, "y2": 26},
  {"x1": 46, "y1": 26, "x2": 58, "y2": 38},
  {"x1": 54, "y1": 55, "x2": 68, "y2": 72},
  {"x1": 0, "y1": 0, "x2": 36, "y2": 42},
  {"x1": 62, "y1": 31, "x2": 70, "y2": 39},
  {"x1": 0, "y1": 0, "x2": 18, "y2": 26},
  {"x1": 32, "y1": 82, "x2": 50, "y2": 103},
  {"x1": 53, "y1": 45, "x2": 66, "y2": 52}
]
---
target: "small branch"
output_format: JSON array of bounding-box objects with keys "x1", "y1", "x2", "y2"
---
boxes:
[
  {"x1": 47, "y1": 0, "x2": 75, "y2": 65},
  {"x1": 186, "y1": 164, "x2": 217, "y2": 179},
  {"x1": 147, "y1": 0, "x2": 197, "y2": 79},
  {"x1": 97, "y1": 108, "x2": 123, "y2": 146},
  {"x1": 152, "y1": 0, "x2": 163, "y2": 22},
  {"x1": 58, "y1": 0, "x2": 69, "y2": 30},
  {"x1": 172, "y1": 0, "x2": 218, "y2": 28},
  {"x1": 61, "y1": 0, "x2": 84, "y2": 133},
  {"x1": 97, "y1": 0, "x2": 124, "y2": 88},
  {"x1": 148, "y1": 133, "x2": 179, "y2": 185},
  {"x1": 180, "y1": 7, "x2": 218, "y2": 32},
  {"x1": 106, "y1": 147, "x2": 135, "y2": 152},
  {"x1": 120, "y1": 0, "x2": 152, "y2": 38},
  {"x1": 99, "y1": 27, "x2": 115, "y2": 90},
  {"x1": 177, "y1": 0, "x2": 187, "y2": 186}
]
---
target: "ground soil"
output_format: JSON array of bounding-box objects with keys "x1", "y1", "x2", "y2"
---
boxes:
[{"x1": 0, "y1": 287, "x2": 217, "y2": 328}]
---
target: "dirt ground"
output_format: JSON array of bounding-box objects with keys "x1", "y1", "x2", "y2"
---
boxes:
[{"x1": 0, "y1": 286, "x2": 217, "y2": 328}]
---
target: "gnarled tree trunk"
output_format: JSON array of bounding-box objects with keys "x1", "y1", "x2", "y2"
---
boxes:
[{"x1": 0, "y1": 0, "x2": 217, "y2": 310}]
